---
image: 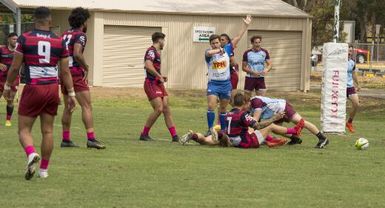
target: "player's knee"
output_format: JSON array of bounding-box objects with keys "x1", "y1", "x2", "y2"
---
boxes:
[
  {"x1": 162, "y1": 105, "x2": 171, "y2": 114},
  {"x1": 207, "y1": 103, "x2": 216, "y2": 110},
  {"x1": 154, "y1": 105, "x2": 164, "y2": 114}
]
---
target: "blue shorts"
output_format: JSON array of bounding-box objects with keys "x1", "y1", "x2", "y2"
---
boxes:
[{"x1": 207, "y1": 80, "x2": 232, "y2": 100}]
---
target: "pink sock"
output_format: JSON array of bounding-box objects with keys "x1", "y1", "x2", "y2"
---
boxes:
[
  {"x1": 265, "y1": 135, "x2": 274, "y2": 142},
  {"x1": 6, "y1": 115, "x2": 11, "y2": 120},
  {"x1": 141, "y1": 126, "x2": 151, "y2": 136},
  {"x1": 62, "y1": 130, "x2": 70, "y2": 141},
  {"x1": 168, "y1": 126, "x2": 177, "y2": 137},
  {"x1": 40, "y1": 159, "x2": 49, "y2": 170},
  {"x1": 24, "y1": 145, "x2": 36, "y2": 157},
  {"x1": 87, "y1": 132, "x2": 95, "y2": 140},
  {"x1": 286, "y1": 128, "x2": 297, "y2": 135}
]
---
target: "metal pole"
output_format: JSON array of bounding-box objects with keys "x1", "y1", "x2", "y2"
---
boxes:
[
  {"x1": 16, "y1": 8, "x2": 21, "y2": 36},
  {"x1": 333, "y1": 0, "x2": 341, "y2": 43}
]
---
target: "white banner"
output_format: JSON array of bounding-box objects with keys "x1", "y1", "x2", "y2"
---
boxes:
[
  {"x1": 193, "y1": 26, "x2": 215, "y2": 43},
  {"x1": 321, "y1": 43, "x2": 348, "y2": 133}
]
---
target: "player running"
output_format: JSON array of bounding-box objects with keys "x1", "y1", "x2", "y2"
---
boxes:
[
  {"x1": 0, "y1": 32, "x2": 19, "y2": 127},
  {"x1": 249, "y1": 95, "x2": 329, "y2": 148},
  {"x1": 139, "y1": 32, "x2": 180, "y2": 142},
  {"x1": 60, "y1": 7, "x2": 105, "y2": 149},
  {"x1": 345, "y1": 46, "x2": 360, "y2": 133},
  {"x1": 3, "y1": 7, "x2": 76, "y2": 179},
  {"x1": 220, "y1": 15, "x2": 252, "y2": 94},
  {"x1": 181, "y1": 93, "x2": 304, "y2": 148},
  {"x1": 242, "y1": 35, "x2": 272, "y2": 97}
]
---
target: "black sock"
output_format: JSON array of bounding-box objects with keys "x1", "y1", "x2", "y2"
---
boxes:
[
  {"x1": 290, "y1": 135, "x2": 300, "y2": 140},
  {"x1": 316, "y1": 132, "x2": 326, "y2": 140},
  {"x1": 6, "y1": 105, "x2": 14, "y2": 118}
]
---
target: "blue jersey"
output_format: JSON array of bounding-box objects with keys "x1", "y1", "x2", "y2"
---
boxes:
[
  {"x1": 347, "y1": 58, "x2": 356, "y2": 88},
  {"x1": 242, "y1": 48, "x2": 270, "y2": 77},
  {"x1": 205, "y1": 43, "x2": 233, "y2": 82}
]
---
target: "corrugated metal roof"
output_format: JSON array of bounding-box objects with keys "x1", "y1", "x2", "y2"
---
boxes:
[{"x1": 10, "y1": 0, "x2": 310, "y2": 18}]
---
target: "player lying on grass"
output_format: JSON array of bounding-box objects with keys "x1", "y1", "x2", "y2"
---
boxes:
[
  {"x1": 249, "y1": 95, "x2": 329, "y2": 149},
  {"x1": 180, "y1": 93, "x2": 305, "y2": 148}
]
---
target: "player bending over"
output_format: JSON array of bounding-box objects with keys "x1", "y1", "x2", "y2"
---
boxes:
[
  {"x1": 181, "y1": 93, "x2": 304, "y2": 149},
  {"x1": 249, "y1": 95, "x2": 329, "y2": 149}
]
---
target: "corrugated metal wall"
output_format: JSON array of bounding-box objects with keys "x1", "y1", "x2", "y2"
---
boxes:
[
  {"x1": 95, "y1": 12, "x2": 309, "y2": 91},
  {"x1": 51, "y1": 11, "x2": 310, "y2": 91},
  {"x1": 103, "y1": 26, "x2": 161, "y2": 87}
]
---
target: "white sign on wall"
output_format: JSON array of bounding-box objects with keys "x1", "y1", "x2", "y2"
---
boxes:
[{"x1": 193, "y1": 26, "x2": 215, "y2": 42}]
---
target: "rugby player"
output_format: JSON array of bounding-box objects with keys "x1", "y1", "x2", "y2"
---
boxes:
[
  {"x1": 60, "y1": 7, "x2": 105, "y2": 149},
  {"x1": 220, "y1": 15, "x2": 252, "y2": 94},
  {"x1": 3, "y1": 7, "x2": 76, "y2": 179},
  {"x1": 250, "y1": 95, "x2": 329, "y2": 148},
  {"x1": 242, "y1": 35, "x2": 272, "y2": 97},
  {"x1": 346, "y1": 46, "x2": 360, "y2": 133},
  {"x1": 181, "y1": 93, "x2": 304, "y2": 148},
  {"x1": 139, "y1": 32, "x2": 180, "y2": 142},
  {"x1": 0, "y1": 32, "x2": 19, "y2": 127}
]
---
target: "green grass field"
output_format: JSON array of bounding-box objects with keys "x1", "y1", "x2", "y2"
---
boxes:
[{"x1": 0, "y1": 88, "x2": 384, "y2": 208}]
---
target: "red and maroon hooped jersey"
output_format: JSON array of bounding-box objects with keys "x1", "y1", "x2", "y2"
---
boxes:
[
  {"x1": 0, "y1": 46, "x2": 14, "y2": 78},
  {"x1": 62, "y1": 29, "x2": 87, "y2": 76},
  {"x1": 16, "y1": 29, "x2": 69, "y2": 85},
  {"x1": 144, "y1": 46, "x2": 161, "y2": 80},
  {"x1": 226, "y1": 108, "x2": 256, "y2": 137}
]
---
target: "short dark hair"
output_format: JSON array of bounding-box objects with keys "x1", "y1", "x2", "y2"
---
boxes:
[
  {"x1": 68, "y1": 7, "x2": 90, "y2": 29},
  {"x1": 7, "y1": 32, "x2": 18, "y2": 38},
  {"x1": 34, "y1": 7, "x2": 51, "y2": 23},
  {"x1": 250, "y1": 35, "x2": 262, "y2": 43},
  {"x1": 152, "y1": 32, "x2": 165, "y2": 43},
  {"x1": 233, "y1": 93, "x2": 245, "y2": 107},
  {"x1": 220, "y1": 33, "x2": 231, "y2": 43},
  {"x1": 209, "y1": 34, "x2": 220, "y2": 43}
]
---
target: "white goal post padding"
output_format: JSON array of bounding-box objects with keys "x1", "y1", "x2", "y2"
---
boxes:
[{"x1": 321, "y1": 43, "x2": 348, "y2": 133}]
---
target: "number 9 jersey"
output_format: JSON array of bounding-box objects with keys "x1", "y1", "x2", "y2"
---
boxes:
[{"x1": 16, "y1": 29, "x2": 69, "y2": 85}]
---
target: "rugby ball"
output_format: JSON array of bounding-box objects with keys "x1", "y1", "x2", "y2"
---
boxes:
[{"x1": 355, "y1": 138, "x2": 369, "y2": 150}]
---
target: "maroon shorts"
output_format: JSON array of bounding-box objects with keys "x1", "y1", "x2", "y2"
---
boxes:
[
  {"x1": 61, "y1": 75, "x2": 89, "y2": 95},
  {"x1": 230, "y1": 64, "x2": 239, "y2": 90},
  {"x1": 144, "y1": 79, "x2": 168, "y2": 101},
  {"x1": 244, "y1": 77, "x2": 266, "y2": 91},
  {"x1": 238, "y1": 133, "x2": 260, "y2": 149},
  {"x1": 275, "y1": 102, "x2": 297, "y2": 123},
  {"x1": 347, "y1": 87, "x2": 356, "y2": 97},
  {"x1": 0, "y1": 75, "x2": 19, "y2": 92},
  {"x1": 19, "y1": 84, "x2": 60, "y2": 117}
]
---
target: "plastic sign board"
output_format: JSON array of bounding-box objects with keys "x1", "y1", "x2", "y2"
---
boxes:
[{"x1": 193, "y1": 26, "x2": 215, "y2": 43}]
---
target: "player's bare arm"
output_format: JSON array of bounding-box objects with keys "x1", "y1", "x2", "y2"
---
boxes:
[
  {"x1": 263, "y1": 59, "x2": 272, "y2": 74},
  {"x1": 205, "y1": 48, "x2": 224, "y2": 57},
  {"x1": 252, "y1": 112, "x2": 284, "y2": 130},
  {"x1": 0, "y1": 63, "x2": 7, "y2": 71},
  {"x1": 73, "y1": 43, "x2": 89, "y2": 80},
  {"x1": 145, "y1": 60, "x2": 165, "y2": 83},
  {"x1": 231, "y1": 15, "x2": 252, "y2": 47},
  {"x1": 3, "y1": 52, "x2": 22, "y2": 100},
  {"x1": 242, "y1": 61, "x2": 260, "y2": 76},
  {"x1": 60, "y1": 57, "x2": 76, "y2": 112}
]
